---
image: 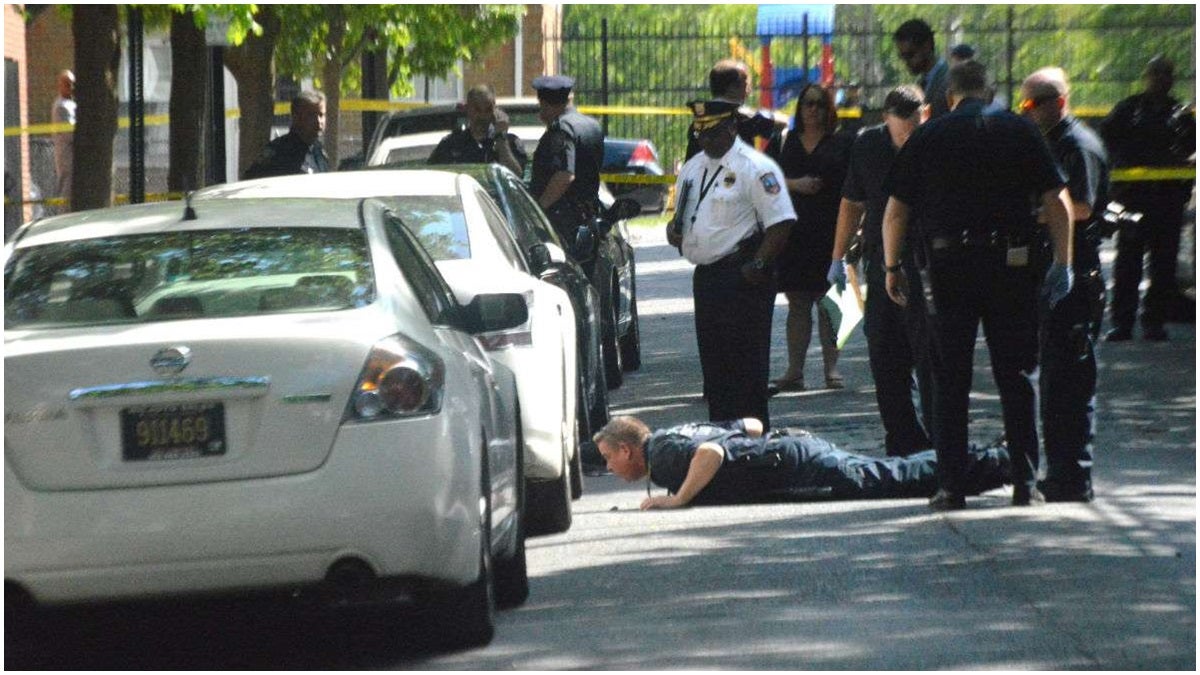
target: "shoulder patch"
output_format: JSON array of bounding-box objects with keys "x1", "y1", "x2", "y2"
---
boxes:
[{"x1": 759, "y1": 172, "x2": 781, "y2": 195}]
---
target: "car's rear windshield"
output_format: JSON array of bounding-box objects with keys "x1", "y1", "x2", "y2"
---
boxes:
[
  {"x1": 4, "y1": 228, "x2": 375, "y2": 329},
  {"x1": 385, "y1": 195, "x2": 471, "y2": 262}
]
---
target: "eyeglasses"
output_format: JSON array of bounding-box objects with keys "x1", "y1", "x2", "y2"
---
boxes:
[{"x1": 1019, "y1": 94, "x2": 1060, "y2": 112}]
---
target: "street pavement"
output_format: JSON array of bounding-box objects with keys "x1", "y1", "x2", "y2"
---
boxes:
[{"x1": 10, "y1": 226, "x2": 1195, "y2": 669}]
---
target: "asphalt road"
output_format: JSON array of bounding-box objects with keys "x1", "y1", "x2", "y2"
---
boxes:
[{"x1": 10, "y1": 227, "x2": 1195, "y2": 669}]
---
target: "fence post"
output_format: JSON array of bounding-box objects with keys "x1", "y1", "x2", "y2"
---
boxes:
[
  {"x1": 127, "y1": 7, "x2": 145, "y2": 204},
  {"x1": 601, "y1": 18, "x2": 609, "y2": 137},
  {"x1": 1006, "y1": 5, "x2": 1015, "y2": 110}
]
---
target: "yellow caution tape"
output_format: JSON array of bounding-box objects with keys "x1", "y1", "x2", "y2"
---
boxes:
[
  {"x1": 1111, "y1": 166, "x2": 1195, "y2": 181},
  {"x1": 601, "y1": 173, "x2": 676, "y2": 185}
]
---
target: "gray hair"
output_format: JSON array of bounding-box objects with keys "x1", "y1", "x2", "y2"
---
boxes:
[
  {"x1": 593, "y1": 415, "x2": 651, "y2": 449},
  {"x1": 291, "y1": 91, "x2": 325, "y2": 116}
]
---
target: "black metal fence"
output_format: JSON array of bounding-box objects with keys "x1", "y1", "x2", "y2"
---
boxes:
[{"x1": 553, "y1": 5, "x2": 1196, "y2": 170}]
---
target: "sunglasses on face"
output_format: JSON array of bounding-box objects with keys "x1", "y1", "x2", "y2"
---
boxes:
[{"x1": 1019, "y1": 94, "x2": 1060, "y2": 112}]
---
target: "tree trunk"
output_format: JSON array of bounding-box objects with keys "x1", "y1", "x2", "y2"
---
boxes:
[
  {"x1": 71, "y1": 5, "x2": 120, "y2": 211},
  {"x1": 224, "y1": 7, "x2": 280, "y2": 179},
  {"x1": 168, "y1": 10, "x2": 205, "y2": 193},
  {"x1": 321, "y1": 5, "x2": 346, "y2": 169}
]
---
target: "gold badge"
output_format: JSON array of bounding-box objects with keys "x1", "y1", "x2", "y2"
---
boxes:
[{"x1": 723, "y1": 173, "x2": 736, "y2": 187}]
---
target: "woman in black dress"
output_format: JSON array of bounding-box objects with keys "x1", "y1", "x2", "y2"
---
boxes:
[{"x1": 769, "y1": 83, "x2": 852, "y2": 391}]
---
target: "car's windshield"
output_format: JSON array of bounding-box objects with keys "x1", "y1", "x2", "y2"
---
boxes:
[{"x1": 4, "y1": 228, "x2": 374, "y2": 329}]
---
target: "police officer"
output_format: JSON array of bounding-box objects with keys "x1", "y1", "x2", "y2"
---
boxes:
[
  {"x1": 684, "y1": 60, "x2": 789, "y2": 161},
  {"x1": 428, "y1": 84, "x2": 527, "y2": 176},
  {"x1": 1020, "y1": 67, "x2": 1110, "y2": 503},
  {"x1": 882, "y1": 60, "x2": 1074, "y2": 510},
  {"x1": 830, "y1": 84, "x2": 933, "y2": 457},
  {"x1": 669, "y1": 99, "x2": 797, "y2": 429},
  {"x1": 1100, "y1": 55, "x2": 1196, "y2": 342},
  {"x1": 528, "y1": 75, "x2": 605, "y2": 244},
  {"x1": 244, "y1": 91, "x2": 329, "y2": 179},
  {"x1": 592, "y1": 415, "x2": 1011, "y2": 509}
]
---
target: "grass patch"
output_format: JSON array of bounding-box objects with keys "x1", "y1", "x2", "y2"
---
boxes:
[{"x1": 629, "y1": 212, "x2": 673, "y2": 228}]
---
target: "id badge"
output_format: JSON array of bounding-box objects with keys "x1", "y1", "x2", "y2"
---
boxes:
[{"x1": 1006, "y1": 245, "x2": 1030, "y2": 267}]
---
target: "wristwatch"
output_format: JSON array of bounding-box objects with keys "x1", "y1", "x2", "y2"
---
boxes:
[{"x1": 884, "y1": 262, "x2": 903, "y2": 273}]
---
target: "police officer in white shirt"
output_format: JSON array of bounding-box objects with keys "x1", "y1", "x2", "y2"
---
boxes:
[{"x1": 668, "y1": 99, "x2": 797, "y2": 429}]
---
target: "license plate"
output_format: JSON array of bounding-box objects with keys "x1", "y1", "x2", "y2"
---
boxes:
[{"x1": 120, "y1": 402, "x2": 226, "y2": 461}]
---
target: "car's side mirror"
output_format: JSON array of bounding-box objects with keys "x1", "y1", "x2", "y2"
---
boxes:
[
  {"x1": 527, "y1": 243, "x2": 552, "y2": 273},
  {"x1": 461, "y1": 293, "x2": 528, "y2": 333},
  {"x1": 572, "y1": 224, "x2": 596, "y2": 261},
  {"x1": 608, "y1": 197, "x2": 642, "y2": 222}
]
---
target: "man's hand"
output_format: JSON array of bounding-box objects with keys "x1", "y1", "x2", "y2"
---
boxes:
[
  {"x1": 1042, "y1": 261, "x2": 1074, "y2": 308},
  {"x1": 641, "y1": 494, "x2": 685, "y2": 510},
  {"x1": 886, "y1": 268, "x2": 909, "y2": 307},
  {"x1": 493, "y1": 108, "x2": 510, "y2": 137},
  {"x1": 787, "y1": 176, "x2": 822, "y2": 195},
  {"x1": 740, "y1": 260, "x2": 770, "y2": 286},
  {"x1": 827, "y1": 259, "x2": 847, "y2": 293}
]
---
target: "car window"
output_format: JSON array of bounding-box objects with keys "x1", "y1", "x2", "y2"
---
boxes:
[
  {"x1": 382, "y1": 212, "x2": 459, "y2": 324},
  {"x1": 384, "y1": 194, "x2": 471, "y2": 261},
  {"x1": 4, "y1": 228, "x2": 375, "y2": 329},
  {"x1": 503, "y1": 174, "x2": 565, "y2": 248},
  {"x1": 475, "y1": 188, "x2": 529, "y2": 273},
  {"x1": 386, "y1": 144, "x2": 439, "y2": 165}
]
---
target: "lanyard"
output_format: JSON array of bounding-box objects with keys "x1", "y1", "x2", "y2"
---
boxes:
[{"x1": 692, "y1": 165, "x2": 724, "y2": 224}]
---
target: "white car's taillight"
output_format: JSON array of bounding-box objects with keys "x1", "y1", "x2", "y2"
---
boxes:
[
  {"x1": 348, "y1": 335, "x2": 445, "y2": 420},
  {"x1": 476, "y1": 290, "x2": 533, "y2": 351}
]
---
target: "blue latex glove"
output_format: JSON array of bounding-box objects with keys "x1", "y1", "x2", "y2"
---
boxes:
[
  {"x1": 1042, "y1": 262, "x2": 1074, "y2": 308},
  {"x1": 826, "y1": 260, "x2": 847, "y2": 294}
]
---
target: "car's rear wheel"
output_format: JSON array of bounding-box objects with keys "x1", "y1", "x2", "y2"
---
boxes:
[
  {"x1": 495, "y1": 409, "x2": 529, "y2": 609},
  {"x1": 526, "y1": 442, "x2": 573, "y2": 536},
  {"x1": 601, "y1": 280, "x2": 624, "y2": 389},
  {"x1": 620, "y1": 272, "x2": 642, "y2": 372}
]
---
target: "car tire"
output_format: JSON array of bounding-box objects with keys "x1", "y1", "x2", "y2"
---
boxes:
[
  {"x1": 526, "y1": 444, "x2": 573, "y2": 536},
  {"x1": 420, "y1": 439, "x2": 496, "y2": 649},
  {"x1": 569, "y1": 431, "x2": 584, "y2": 500},
  {"x1": 619, "y1": 272, "x2": 641, "y2": 372},
  {"x1": 495, "y1": 409, "x2": 529, "y2": 609},
  {"x1": 601, "y1": 280, "x2": 624, "y2": 389}
]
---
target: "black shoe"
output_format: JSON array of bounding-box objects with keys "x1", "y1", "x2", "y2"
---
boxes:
[
  {"x1": 928, "y1": 489, "x2": 966, "y2": 511},
  {"x1": 1037, "y1": 479, "x2": 1094, "y2": 503},
  {"x1": 1105, "y1": 326, "x2": 1133, "y2": 342},
  {"x1": 1143, "y1": 325, "x2": 1169, "y2": 341},
  {"x1": 1012, "y1": 484, "x2": 1046, "y2": 506}
]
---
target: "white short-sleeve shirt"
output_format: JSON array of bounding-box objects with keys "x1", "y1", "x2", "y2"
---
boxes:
[{"x1": 674, "y1": 138, "x2": 796, "y2": 266}]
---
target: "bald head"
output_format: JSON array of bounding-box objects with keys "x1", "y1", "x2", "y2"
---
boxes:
[
  {"x1": 1023, "y1": 67, "x2": 1068, "y2": 100},
  {"x1": 1020, "y1": 67, "x2": 1069, "y2": 132},
  {"x1": 56, "y1": 70, "x2": 75, "y2": 99}
]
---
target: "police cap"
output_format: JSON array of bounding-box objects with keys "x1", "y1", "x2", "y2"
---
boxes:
[
  {"x1": 533, "y1": 75, "x2": 574, "y2": 105},
  {"x1": 688, "y1": 99, "x2": 738, "y2": 135}
]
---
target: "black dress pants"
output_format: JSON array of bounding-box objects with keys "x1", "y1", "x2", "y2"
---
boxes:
[
  {"x1": 693, "y1": 259, "x2": 776, "y2": 429},
  {"x1": 925, "y1": 249, "x2": 1041, "y2": 495}
]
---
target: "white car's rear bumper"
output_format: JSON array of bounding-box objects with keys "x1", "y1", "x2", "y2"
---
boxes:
[{"x1": 5, "y1": 415, "x2": 481, "y2": 606}]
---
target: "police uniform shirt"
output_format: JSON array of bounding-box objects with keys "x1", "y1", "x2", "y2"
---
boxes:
[
  {"x1": 886, "y1": 99, "x2": 1064, "y2": 236},
  {"x1": 529, "y1": 107, "x2": 604, "y2": 206},
  {"x1": 675, "y1": 137, "x2": 797, "y2": 266},
  {"x1": 841, "y1": 124, "x2": 898, "y2": 255},
  {"x1": 244, "y1": 131, "x2": 329, "y2": 179},
  {"x1": 428, "y1": 127, "x2": 529, "y2": 170},
  {"x1": 1047, "y1": 116, "x2": 1109, "y2": 223}
]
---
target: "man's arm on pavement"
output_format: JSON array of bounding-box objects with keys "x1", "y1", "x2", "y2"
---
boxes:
[
  {"x1": 641, "y1": 443, "x2": 723, "y2": 510},
  {"x1": 538, "y1": 171, "x2": 575, "y2": 210},
  {"x1": 832, "y1": 198, "x2": 865, "y2": 260}
]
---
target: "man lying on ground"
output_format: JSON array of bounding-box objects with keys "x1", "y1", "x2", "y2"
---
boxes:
[{"x1": 592, "y1": 416, "x2": 1010, "y2": 509}]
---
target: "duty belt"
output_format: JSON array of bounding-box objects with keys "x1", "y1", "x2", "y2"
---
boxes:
[
  {"x1": 929, "y1": 230, "x2": 1004, "y2": 251},
  {"x1": 701, "y1": 232, "x2": 764, "y2": 269}
]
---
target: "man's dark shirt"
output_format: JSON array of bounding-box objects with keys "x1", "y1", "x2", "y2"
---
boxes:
[
  {"x1": 244, "y1": 131, "x2": 329, "y2": 179},
  {"x1": 428, "y1": 127, "x2": 528, "y2": 171},
  {"x1": 919, "y1": 58, "x2": 950, "y2": 120},
  {"x1": 1046, "y1": 115, "x2": 1110, "y2": 262},
  {"x1": 841, "y1": 124, "x2": 896, "y2": 255},
  {"x1": 529, "y1": 107, "x2": 604, "y2": 213},
  {"x1": 685, "y1": 109, "x2": 779, "y2": 161},
  {"x1": 887, "y1": 98, "x2": 1065, "y2": 241},
  {"x1": 1099, "y1": 92, "x2": 1194, "y2": 200}
]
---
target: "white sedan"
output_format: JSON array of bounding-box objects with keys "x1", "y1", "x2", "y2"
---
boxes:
[
  {"x1": 4, "y1": 197, "x2": 528, "y2": 648},
  {"x1": 197, "y1": 171, "x2": 581, "y2": 535}
]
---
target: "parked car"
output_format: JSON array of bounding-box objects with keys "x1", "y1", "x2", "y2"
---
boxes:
[
  {"x1": 368, "y1": 126, "x2": 545, "y2": 179},
  {"x1": 603, "y1": 138, "x2": 668, "y2": 213},
  {"x1": 3, "y1": 197, "x2": 528, "y2": 648},
  {"x1": 196, "y1": 171, "x2": 582, "y2": 535}
]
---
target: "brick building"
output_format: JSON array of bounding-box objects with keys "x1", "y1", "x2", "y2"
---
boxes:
[{"x1": 4, "y1": 2, "x2": 32, "y2": 232}]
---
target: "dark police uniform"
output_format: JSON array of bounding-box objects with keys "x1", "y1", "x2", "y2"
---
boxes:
[
  {"x1": 1038, "y1": 114, "x2": 1110, "y2": 501},
  {"x1": 886, "y1": 98, "x2": 1066, "y2": 498},
  {"x1": 684, "y1": 105, "x2": 780, "y2": 161},
  {"x1": 644, "y1": 420, "x2": 1010, "y2": 505},
  {"x1": 529, "y1": 75, "x2": 604, "y2": 242},
  {"x1": 1100, "y1": 92, "x2": 1196, "y2": 336},
  {"x1": 244, "y1": 131, "x2": 329, "y2": 179},
  {"x1": 842, "y1": 123, "x2": 933, "y2": 456},
  {"x1": 675, "y1": 102, "x2": 796, "y2": 429},
  {"x1": 428, "y1": 127, "x2": 528, "y2": 171}
]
